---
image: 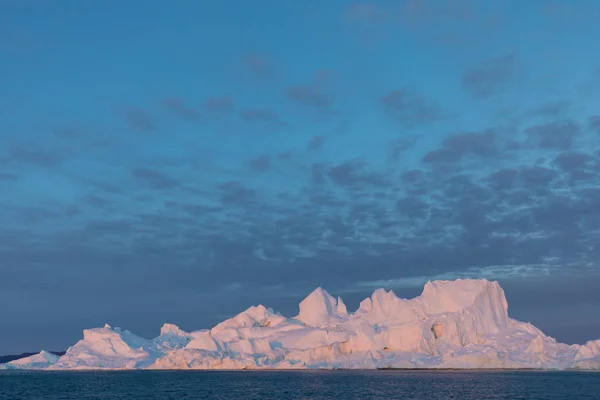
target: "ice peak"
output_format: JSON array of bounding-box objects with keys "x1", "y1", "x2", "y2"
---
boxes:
[
  {"x1": 39, "y1": 350, "x2": 60, "y2": 363},
  {"x1": 336, "y1": 296, "x2": 348, "y2": 317},
  {"x1": 421, "y1": 278, "x2": 509, "y2": 331},
  {"x1": 421, "y1": 279, "x2": 505, "y2": 309},
  {"x1": 297, "y1": 287, "x2": 346, "y2": 326},
  {"x1": 160, "y1": 323, "x2": 187, "y2": 336},
  {"x1": 371, "y1": 288, "x2": 398, "y2": 301}
]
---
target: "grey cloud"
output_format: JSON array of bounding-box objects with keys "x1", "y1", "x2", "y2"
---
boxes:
[
  {"x1": 287, "y1": 70, "x2": 337, "y2": 121},
  {"x1": 53, "y1": 128, "x2": 83, "y2": 139},
  {"x1": 422, "y1": 130, "x2": 497, "y2": 164},
  {"x1": 0, "y1": 172, "x2": 18, "y2": 181},
  {"x1": 567, "y1": 169, "x2": 598, "y2": 183},
  {"x1": 328, "y1": 160, "x2": 386, "y2": 187},
  {"x1": 421, "y1": 148, "x2": 458, "y2": 164},
  {"x1": 76, "y1": 175, "x2": 123, "y2": 194},
  {"x1": 487, "y1": 168, "x2": 518, "y2": 191},
  {"x1": 443, "y1": 174, "x2": 490, "y2": 203},
  {"x1": 589, "y1": 114, "x2": 600, "y2": 133},
  {"x1": 14, "y1": 205, "x2": 65, "y2": 224},
  {"x1": 401, "y1": 169, "x2": 427, "y2": 185},
  {"x1": 286, "y1": 86, "x2": 332, "y2": 109},
  {"x1": 249, "y1": 155, "x2": 270, "y2": 172},
  {"x1": 179, "y1": 203, "x2": 222, "y2": 216},
  {"x1": 278, "y1": 151, "x2": 293, "y2": 160},
  {"x1": 443, "y1": 130, "x2": 497, "y2": 155},
  {"x1": 311, "y1": 162, "x2": 327, "y2": 183},
  {"x1": 163, "y1": 98, "x2": 198, "y2": 119},
  {"x1": 204, "y1": 97, "x2": 234, "y2": 113},
  {"x1": 131, "y1": 167, "x2": 180, "y2": 189},
  {"x1": 240, "y1": 108, "x2": 287, "y2": 128},
  {"x1": 344, "y1": 3, "x2": 388, "y2": 23},
  {"x1": 242, "y1": 52, "x2": 273, "y2": 79},
  {"x1": 307, "y1": 136, "x2": 325, "y2": 150},
  {"x1": 553, "y1": 151, "x2": 597, "y2": 171},
  {"x1": 519, "y1": 165, "x2": 558, "y2": 189},
  {"x1": 389, "y1": 136, "x2": 418, "y2": 160},
  {"x1": 381, "y1": 88, "x2": 446, "y2": 127},
  {"x1": 91, "y1": 139, "x2": 117, "y2": 149},
  {"x1": 526, "y1": 101, "x2": 571, "y2": 117},
  {"x1": 396, "y1": 196, "x2": 429, "y2": 219},
  {"x1": 82, "y1": 194, "x2": 110, "y2": 209},
  {"x1": 124, "y1": 107, "x2": 155, "y2": 131},
  {"x1": 217, "y1": 181, "x2": 254, "y2": 204},
  {"x1": 9, "y1": 145, "x2": 64, "y2": 167},
  {"x1": 462, "y1": 53, "x2": 515, "y2": 98},
  {"x1": 526, "y1": 120, "x2": 579, "y2": 150}
]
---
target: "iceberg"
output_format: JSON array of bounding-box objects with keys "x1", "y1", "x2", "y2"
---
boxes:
[
  {"x1": 2, "y1": 279, "x2": 599, "y2": 370},
  {"x1": 0, "y1": 350, "x2": 60, "y2": 370}
]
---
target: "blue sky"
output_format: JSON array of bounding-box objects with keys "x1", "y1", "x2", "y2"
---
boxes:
[{"x1": 2, "y1": 0, "x2": 600, "y2": 354}]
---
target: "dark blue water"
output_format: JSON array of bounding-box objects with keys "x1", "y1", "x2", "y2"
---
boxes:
[{"x1": 1, "y1": 370, "x2": 599, "y2": 399}]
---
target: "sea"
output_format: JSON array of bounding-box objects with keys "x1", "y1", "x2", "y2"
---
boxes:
[{"x1": 1, "y1": 370, "x2": 599, "y2": 399}]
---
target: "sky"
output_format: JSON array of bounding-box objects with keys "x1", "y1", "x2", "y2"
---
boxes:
[{"x1": 1, "y1": 0, "x2": 600, "y2": 354}]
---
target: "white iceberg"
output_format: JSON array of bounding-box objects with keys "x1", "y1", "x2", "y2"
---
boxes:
[
  {"x1": 3, "y1": 279, "x2": 599, "y2": 370},
  {"x1": 1, "y1": 350, "x2": 60, "y2": 370}
]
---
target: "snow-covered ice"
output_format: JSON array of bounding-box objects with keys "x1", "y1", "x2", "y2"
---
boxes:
[
  {"x1": 0, "y1": 350, "x2": 60, "y2": 370},
  {"x1": 2, "y1": 279, "x2": 599, "y2": 370}
]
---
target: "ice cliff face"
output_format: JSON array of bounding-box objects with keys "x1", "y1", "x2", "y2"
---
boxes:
[{"x1": 3, "y1": 279, "x2": 599, "y2": 370}]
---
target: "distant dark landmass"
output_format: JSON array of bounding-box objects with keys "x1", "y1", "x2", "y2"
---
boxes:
[{"x1": 0, "y1": 352, "x2": 65, "y2": 364}]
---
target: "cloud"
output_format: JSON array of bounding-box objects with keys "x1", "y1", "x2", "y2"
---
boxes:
[
  {"x1": 519, "y1": 165, "x2": 558, "y2": 189},
  {"x1": 53, "y1": 128, "x2": 83, "y2": 139},
  {"x1": 9, "y1": 145, "x2": 64, "y2": 167},
  {"x1": 307, "y1": 136, "x2": 325, "y2": 151},
  {"x1": 526, "y1": 101, "x2": 571, "y2": 117},
  {"x1": 487, "y1": 168, "x2": 518, "y2": 191},
  {"x1": 286, "y1": 70, "x2": 337, "y2": 120},
  {"x1": 396, "y1": 196, "x2": 430, "y2": 219},
  {"x1": 0, "y1": 172, "x2": 18, "y2": 181},
  {"x1": 311, "y1": 162, "x2": 328, "y2": 183},
  {"x1": 278, "y1": 151, "x2": 293, "y2": 160},
  {"x1": 328, "y1": 160, "x2": 387, "y2": 187},
  {"x1": 422, "y1": 129, "x2": 498, "y2": 164},
  {"x1": 131, "y1": 168, "x2": 180, "y2": 189},
  {"x1": 525, "y1": 120, "x2": 579, "y2": 150},
  {"x1": 217, "y1": 181, "x2": 254, "y2": 204},
  {"x1": 589, "y1": 114, "x2": 600, "y2": 133},
  {"x1": 401, "y1": 169, "x2": 427, "y2": 185},
  {"x1": 286, "y1": 86, "x2": 332, "y2": 109},
  {"x1": 82, "y1": 194, "x2": 109, "y2": 209},
  {"x1": 461, "y1": 53, "x2": 515, "y2": 98},
  {"x1": 553, "y1": 151, "x2": 597, "y2": 171},
  {"x1": 355, "y1": 264, "x2": 555, "y2": 292},
  {"x1": 242, "y1": 52, "x2": 274, "y2": 80},
  {"x1": 381, "y1": 88, "x2": 446, "y2": 127},
  {"x1": 240, "y1": 108, "x2": 287, "y2": 128},
  {"x1": 249, "y1": 155, "x2": 271, "y2": 172},
  {"x1": 204, "y1": 97, "x2": 234, "y2": 113},
  {"x1": 163, "y1": 98, "x2": 197, "y2": 119},
  {"x1": 389, "y1": 136, "x2": 418, "y2": 160},
  {"x1": 123, "y1": 107, "x2": 155, "y2": 131},
  {"x1": 344, "y1": 3, "x2": 388, "y2": 23}
]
